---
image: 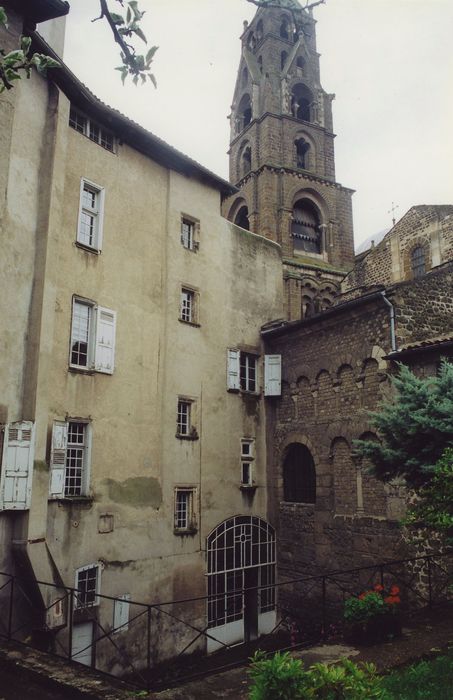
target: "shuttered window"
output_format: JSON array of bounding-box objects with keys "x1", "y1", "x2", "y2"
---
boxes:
[
  {"x1": 49, "y1": 421, "x2": 91, "y2": 498},
  {"x1": 70, "y1": 299, "x2": 116, "y2": 374},
  {"x1": 0, "y1": 421, "x2": 35, "y2": 510},
  {"x1": 77, "y1": 179, "x2": 104, "y2": 251}
]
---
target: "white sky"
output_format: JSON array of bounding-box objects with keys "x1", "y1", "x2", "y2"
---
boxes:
[{"x1": 61, "y1": 0, "x2": 453, "y2": 247}]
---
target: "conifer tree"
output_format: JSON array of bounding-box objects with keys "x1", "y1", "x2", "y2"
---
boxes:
[{"x1": 354, "y1": 361, "x2": 453, "y2": 488}]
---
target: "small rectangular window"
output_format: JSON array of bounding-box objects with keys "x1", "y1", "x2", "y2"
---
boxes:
[
  {"x1": 75, "y1": 564, "x2": 100, "y2": 608},
  {"x1": 240, "y1": 438, "x2": 255, "y2": 486},
  {"x1": 240, "y1": 353, "x2": 257, "y2": 393},
  {"x1": 71, "y1": 300, "x2": 92, "y2": 368},
  {"x1": 177, "y1": 400, "x2": 191, "y2": 436},
  {"x1": 174, "y1": 488, "x2": 196, "y2": 532},
  {"x1": 65, "y1": 422, "x2": 88, "y2": 496},
  {"x1": 69, "y1": 106, "x2": 115, "y2": 153},
  {"x1": 180, "y1": 288, "x2": 194, "y2": 323},
  {"x1": 181, "y1": 219, "x2": 194, "y2": 250},
  {"x1": 77, "y1": 179, "x2": 104, "y2": 251}
]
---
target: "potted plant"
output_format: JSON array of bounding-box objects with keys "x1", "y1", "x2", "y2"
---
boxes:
[{"x1": 344, "y1": 583, "x2": 402, "y2": 645}]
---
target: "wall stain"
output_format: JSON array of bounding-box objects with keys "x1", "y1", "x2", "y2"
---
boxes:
[
  {"x1": 34, "y1": 460, "x2": 49, "y2": 472},
  {"x1": 103, "y1": 476, "x2": 162, "y2": 508}
]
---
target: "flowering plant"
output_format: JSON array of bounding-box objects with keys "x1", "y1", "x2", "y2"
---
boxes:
[{"x1": 344, "y1": 583, "x2": 401, "y2": 624}]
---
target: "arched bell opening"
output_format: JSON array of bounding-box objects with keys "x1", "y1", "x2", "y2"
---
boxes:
[{"x1": 291, "y1": 199, "x2": 323, "y2": 254}]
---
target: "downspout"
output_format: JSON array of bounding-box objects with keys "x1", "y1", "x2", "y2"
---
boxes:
[{"x1": 381, "y1": 291, "x2": 397, "y2": 353}]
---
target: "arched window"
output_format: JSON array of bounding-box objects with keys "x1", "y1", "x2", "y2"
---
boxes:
[
  {"x1": 296, "y1": 56, "x2": 305, "y2": 70},
  {"x1": 301, "y1": 294, "x2": 315, "y2": 319},
  {"x1": 237, "y1": 93, "x2": 252, "y2": 132},
  {"x1": 256, "y1": 20, "x2": 264, "y2": 41},
  {"x1": 247, "y1": 32, "x2": 256, "y2": 51},
  {"x1": 280, "y1": 19, "x2": 289, "y2": 40},
  {"x1": 283, "y1": 444, "x2": 316, "y2": 503},
  {"x1": 242, "y1": 66, "x2": 248, "y2": 87},
  {"x1": 281, "y1": 51, "x2": 288, "y2": 70},
  {"x1": 292, "y1": 199, "x2": 322, "y2": 254},
  {"x1": 411, "y1": 246, "x2": 425, "y2": 278},
  {"x1": 258, "y1": 55, "x2": 263, "y2": 74},
  {"x1": 241, "y1": 145, "x2": 252, "y2": 177},
  {"x1": 295, "y1": 138, "x2": 310, "y2": 169},
  {"x1": 291, "y1": 83, "x2": 313, "y2": 122},
  {"x1": 235, "y1": 205, "x2": 249, "y2": 230}
]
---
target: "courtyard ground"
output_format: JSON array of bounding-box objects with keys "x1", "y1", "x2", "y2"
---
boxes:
[{"x1": 0, "y1": 606, "x2": 451, "y2": 699}]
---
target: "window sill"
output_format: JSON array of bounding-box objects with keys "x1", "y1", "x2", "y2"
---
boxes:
[
  {"x1": 174, "y1": 527, "x2": 198, "y2": 536},
  {"x1": 75, "y1": 241, "x2": 101, "y2": 255},
  {"x1": 49, "y1": 496, "x2": 94, "y2": 505},
  {"x1": 175, "y1": 432, "x2": 199, "y2": 441},
  {"x1": 240, "y1": 484, "x2": 257, "y2": 492},
  {"x1": 227, "y1": 389, "x2": 261, "y2": 398},
  {"x1": 178, "y1": 319, "x2": 201, "y2": 328}
]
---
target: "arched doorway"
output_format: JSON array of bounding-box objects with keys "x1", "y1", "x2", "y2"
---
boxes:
[{"x1": 207, "y1": 515, "x2": 276, "y2": 652}]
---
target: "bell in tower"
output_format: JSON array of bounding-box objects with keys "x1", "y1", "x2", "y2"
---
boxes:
[{"x1": 222, "y1": 0, "x2": 355, "y2": 321}]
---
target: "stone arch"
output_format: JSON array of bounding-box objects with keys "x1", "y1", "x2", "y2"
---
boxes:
[
  {"x1": 282, "y1": 443, "x2": 316, "y2": 504},
  {"x1": 361, "y1": 358, "x2": 380, "y2": 410},
  {"x1": 278, "y1": 379, "x2": 295, "y2": 423},
  {"x1": 279, "y1": 15, "x2": 291, "y2": 40},
  {"x1": 357, "y1": 431, "x2": 386, "y2": 517},
  {"x1": 238, "y1": 140, "x2": 252, "y2": 179},
  {"x1": 337, "y1": 364, "x2": 358, "y2": 414},
  {"x1": 331, "y1": 437, "x2": 357, "y2": 515},
  {"x1": 315, "y1": 369, "x2": 335, "y2": 420},
  {"x1": 236, "y1": 93, "x2": 252, "y2": 134},
  {"x1": 290, "y1": 83, "x2": 313, "y2": 122},
  {"x1": 296, "y1": 375, "x2": 314, "y2": 421},
  {"x1": 227, "y1": 197, "x2": 250, "y2": 231},
  {"x1": 291, "y1": 197, "x2": 324, "y2": 255}
]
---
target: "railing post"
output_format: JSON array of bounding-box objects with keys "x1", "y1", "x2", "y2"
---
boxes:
[
  {"x1": 68, "y1": 589, "x2": 74, "y2": 661},
  {"x1": 7, "y1": 575, "x2": 14, "y2": 640},
  {"x1": 321, "y1": 576, "x2": 326, "y2": 641},
  {"x1": 427, "y1": 556, "x2": 433, "y2": 608},
  {"x1": 379, "y1": 564, "x2": 384, "y2": 588},
  {"x1": 146, "y1": 605, "x2": 152, "y2": 692}
]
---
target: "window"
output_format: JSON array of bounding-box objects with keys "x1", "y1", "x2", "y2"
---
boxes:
[
  {"x1": 227, "y1": 349, "x2": 259, "y2": 393},
  {"x1": 292, "y1": 199, "x2": 322, "y2": 254},
  {"x1": 181, "y1": 218, "x2": 195, "y2": 250},
  {"x1": 180, "y1": 287, "x2": 199, "y2": 324},
  {"x1": 295, "y1": 138, "x2": 310, "y2": 169},
  {"x1": 69, "y1": 106, "x2": 115, "y2": 152},
  {"x1": 174, "y1": 487, "x2": 197, "y2": 532},
  {"x1": 70, "y1": 299, "x2": 116, "y2": 374},
  {"x1": 240, "y1": 352, "x2": 257, "y2": 392},
  {"x1": 411, "y1": 246, "x2": 426, "y2": 278},
  {"x1": 49, "y1": 420, "x2": 91, "y2": 498},
  {"x1": 241, "y1": 439, "x2": 255, "y2": 486},
  {"x1": 75, "y1": 564, "x2": 100, "y2": 608},
  {"x1": 77, "y1": 180, "x2": 104, "y2": 251},
  {"x1": 176, "y1": 398, "x2": 198, "y2": 439},
  {"x1": 283, "y1": 443, "x2": 316, "y2": 504}
]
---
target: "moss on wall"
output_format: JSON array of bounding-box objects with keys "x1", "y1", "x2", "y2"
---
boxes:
[{"x1": 103, "y1": 476, "x2": 162, "y2": 508}]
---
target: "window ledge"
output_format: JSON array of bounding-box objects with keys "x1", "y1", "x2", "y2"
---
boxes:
[
  {"x1": 178, "y1": 319, "x2": 201, "y2": 328},
  {"x1": 174, "y1": 527, "x2": 198, "y2": 536},
  {"x1": 75, "y1": 241, "x2": 101, "y2": 255},
  {"x1": 49, "y1": 496, "x2": 94, "y2": 505},
  {"x1": 175, "y1": 432, "x2": 199, "y2": 441},
  {"x1": 68, "y1": 366, "x2": 96, "y2": 376},
  {"x1": 240, "y1": 484, "x2": 258, "y2": 492}
]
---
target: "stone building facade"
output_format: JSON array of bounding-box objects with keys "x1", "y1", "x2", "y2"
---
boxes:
[{"x1": 221, "y1": 0, "x2": 355, "y2": 321}]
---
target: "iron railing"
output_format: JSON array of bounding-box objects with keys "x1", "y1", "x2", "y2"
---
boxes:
[{"x1": 0, "y1": 551, "x2": 451, "y2": 692}]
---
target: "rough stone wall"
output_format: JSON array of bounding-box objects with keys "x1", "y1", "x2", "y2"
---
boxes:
[
  {"x1": 263, "y1": 297, "x2": 407, "y2": 579},
  {"x1": 343, "y1": 205, "x2": 453, "y2": 296}
]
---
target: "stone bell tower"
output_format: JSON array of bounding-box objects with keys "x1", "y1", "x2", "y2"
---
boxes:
[{"x1": 222, "y1": 0, "x2": 355, "y2": 320}]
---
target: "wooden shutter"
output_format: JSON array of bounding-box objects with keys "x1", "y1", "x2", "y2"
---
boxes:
[
  {"x1": 49, "y1": 421, "x2": 67, "y2": 497},
  {"x1": 227, "y1": 349, "x2": 240, "y2": 390},
  {"x1": 264, "y1": 354, "x2": 282, "y2": 396},
  {"x1": 113, "y1": 594, "x2": 130, "y2": 633},
  {"x1": 0, "y1": 421, "x2": 35, "y2": 510},
  {"x1": 94, "y1": 307, "x2": 116, "y2": 374}
]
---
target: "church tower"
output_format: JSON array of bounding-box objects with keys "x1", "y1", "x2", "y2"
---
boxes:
[{"x1": 223, "y1": 0, "x2": 355, "y2": 320}]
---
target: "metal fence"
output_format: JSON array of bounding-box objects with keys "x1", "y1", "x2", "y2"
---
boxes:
[{"x1": 0, "y1": 551, "x2": 451, "y2": 692}]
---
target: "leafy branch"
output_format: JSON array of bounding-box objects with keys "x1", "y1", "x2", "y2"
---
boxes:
[
  {"x1": 94, "y1": 0, "x2": 158, "y2": 86},
  {"x1": 0, "y1": 8, "x2": 60, "y2": 93}
]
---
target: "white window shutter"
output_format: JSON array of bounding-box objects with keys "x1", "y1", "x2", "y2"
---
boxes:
[
  {"x1": 264, "y1": 355, "x2": 282, "y2": 396},
  {"x1": 49, "y1": 421, "x2": 68, "y2": 497},
  {"x1": 94, "y1": 307, "x2": 116, "y2": 374},
  {"x1": 227, "y1": 349, "x2": 240, "y2": 390},
  {"x1": 0, "y1": 421, "x2": 35, "y2": 510},
  {"x1": 113, "y1": 594, "x2": 130, "y2": 633}
]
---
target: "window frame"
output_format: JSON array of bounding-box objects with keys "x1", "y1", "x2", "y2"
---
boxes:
[
  {"x1": 69, "y1": 297, "x2": 116, "y2": 374},
  {"x1": 174, "y1": 487, "x2": 197, "y2": 534},
  {"x1": 240, "y1": 438, "x2": 255, "y2": 487},
  {"x1": 64, "y1": 421, "x2": 91, "y2": 497},
  {"x1": 227, "y1": 348, "x2": 260, "y2": 394},
  {"x1": 69, "y1": 106, "x2": 116, "y2": 153},
  {"x1": 179, "y1": 286, "x2": 199, "y2": 326},
  {"x1": 76, "y1": 178, "x2": 105, "y2": 252},
  {"x1": 74, "y1": 563, "x2": 101, "y2": 609},
  {"x1": 176, "y1": 397, "x2": 198, "y2": 439},
  {"x1": 240, "y1": 352, "x2": 257, "y2": 393},
  {"x1": 181, "y1": 215, "x2": 199, "y2": 251}
]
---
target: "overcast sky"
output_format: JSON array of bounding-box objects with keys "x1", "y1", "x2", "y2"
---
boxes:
[{"x1": 61, "y1": 0, "x2": 453, "y2": 248}]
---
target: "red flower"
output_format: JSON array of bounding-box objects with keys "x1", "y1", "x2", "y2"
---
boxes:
[
  {"x1": 374, "y1": 584, "x2": 384, "y2": 592},
  {"x1": 385, "y1": 595, "x2": 401, "y2": 605},
  {"x1": 390, "y1": 585, "x2": 400, "y2": 595}
]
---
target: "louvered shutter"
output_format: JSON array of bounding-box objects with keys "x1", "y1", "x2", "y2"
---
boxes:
[
  {"x1": 49, "y1": 421, "x2": 67, "y2": 497},
  {"x1": 264, "y1": 355, "x2": 282, "y2": 396},
  {"x1": 227, "y1": 349, "x2": 240, "y2": 390},
  {"x1": 0, "y1": 421, "x2": 35, "y2": 510},
  {"x1": 113, "y1": 594, "x2": 130, "y2": 633},
  {"x1": 94, "y1": 307, "x2": 116, "y2": 374}
]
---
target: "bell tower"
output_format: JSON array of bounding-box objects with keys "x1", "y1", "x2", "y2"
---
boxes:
[{"x1": 223, "y1": 0, "x2": 355, "y2": 320}]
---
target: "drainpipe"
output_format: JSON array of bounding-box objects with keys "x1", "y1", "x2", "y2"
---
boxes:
[{"x1": 381, "y1": 291, "x2": 397, "y2": 353}]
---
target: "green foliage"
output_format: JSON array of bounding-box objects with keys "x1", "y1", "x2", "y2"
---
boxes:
[
  {"x1": 248, "y1": 652, "x2": 385, "y2": 699},
  {"x1": 381, "y1": 650, "x2": 453, "y2": 699},
  {"x1": 0, "y1": 8, "x2": 60, "y2": 92},
  {"x1": 404, "y1": 448, "x2": 453, "y2": 543},
  {"x1": 354, "y1": 361, "x2": 453, "y2": 488},
  {"x1": 344, "y1": 584, "x2": 401, "y2": 624}
]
